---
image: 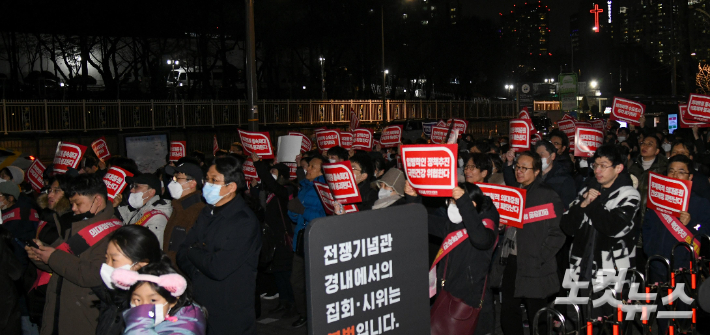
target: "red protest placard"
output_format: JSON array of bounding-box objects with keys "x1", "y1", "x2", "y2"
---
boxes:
[
  {"x1": 238, "y1": 129, "x2": 275, "y2": 159},
  {"x1": 446, "y1": 118, "x2": 469, "y2": 134},
  {"x1": 430, "y1": 126, "x2": 449, "y2": 144},
  {"x1": 558, "y1": 118, "x2": 576, "y2": 136},
  {"x1": 352, "y1": 128, "x2": 374, "y2": 151},
  {"x1": 243, "y1": 158, "x2": 258, "y2": 179},
  {"x1": 322, "y1": 161, "x2": 362, "y2": 204},
  {"x1": 531, "y1": 133, "x2": 542, "y2": 146},
  {"x1": 477, "y1": 183, "x2": 527, "y2": 228},
  {"x1": 288, "y1": 131, "x2": 313, "y2": 152},
  {"x1": 315, "y1": 129, "x2": 341, "y2": 152},
  {"x1": 26, "y1": 159, "x2": 46, "y2": 193},
  {"x1": 350, "y1": 108, "x2": 360, "y2": 131},
  {"x1": 91, "y1": 137, "x2": 111, "y2": 162},
  {"x1": 340, "y1": 132, "x2": 353, "y2": 150},
  {"x1": 591, "y1": 119, "x2": 605, "y2": 131},
  {"x1": 284, "y1": 162, "x2": 298, "y2": 180},
  {"x1": 103, "y1": 166, "x2": 134, "y2": 201},
  {"x1": 436, "y1": 120, "x2": 446, "y2": 127},
  {"x1": 687, "y1": 94, "x2": 710, "y2": 121},
  {"x1": 343, "y1": 204, "x2": 359, "y2": 213},
  {"x1": 679, "y1": 105, "x2": 710, "y2": 128},
  {"x1": 509, "y1": 119, "x2": 531, "y2": 152},
  {"x1": 53, "y1": 142, "x2": 87, "y2": 174},
  {"x1": 380, "y1": 125, "x2": 403, "y2": 148},
  {"x1": 314, "y1": 181, "x2": 336, "y2": 215},
  {"x1": 518, "y1": 107, "x2": 531, "y2": 120},
  {"x1": 573, "y1": 127, "x2": 604, "y2": 157},
  {"x1": 647, "y1": 172, "x2": 691, "y2": 216},
  {"x1": 401, "y1": 144, "x2": 457, "y2": 197},
  {"x1": 611, "y1": 97, "x2": 645, "y2": 126},
  {"x1": 169, "y1": 141, "x2": 186, "y2": 162}
]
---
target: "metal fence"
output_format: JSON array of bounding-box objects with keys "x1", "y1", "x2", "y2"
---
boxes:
[{"x1": 0, "y1": 99, "x2": 516, "y2": 134}]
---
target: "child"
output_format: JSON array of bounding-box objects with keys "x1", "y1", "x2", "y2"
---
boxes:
[{"x1": 112, "y1": 260, "x2": 206, "y2": 335}]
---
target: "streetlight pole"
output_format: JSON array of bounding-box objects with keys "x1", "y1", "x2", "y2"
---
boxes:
[
  {"x1": 167, "y1": 59, "x2": 179, "y2": 100},
  {"x1": 381, "y1": 5, "x2": 387, "y2": 122},
  {"x1": 319, "y1": 56, "x2": 326, "y2": 99},
  {"x1": 245, "y1": 0, "x2": 259, "y2": 131}
]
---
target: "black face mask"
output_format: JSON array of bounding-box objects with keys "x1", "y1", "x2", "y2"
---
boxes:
[{"x1": 74, "y1": 197, "x2": 98, "y2": 221}]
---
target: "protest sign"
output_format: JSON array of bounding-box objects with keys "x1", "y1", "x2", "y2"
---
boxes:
[
  {"x1": 26, "y1": 159, "x2": 46, "y2": 193},
  {"x1": 509, "y1": 119, "x2": 531, "y2": 152},
  {"x1": 679, "y1": 105, "x2": 710, "y2": 128},
  {"x1": 647, "y1": 172, "x2": 691, "y2": 217},
  {"x1": 103, "y1": 166, "x2": 134, "y2": 201},
  {"x1": 352, "y1": 129, "x2": 374, "y2": 151},
  {"x1": 285, "y1": 162, "x2": 298, "y2": 180},
  {"x1": 573, "y1": 127, "x2": 604, "y2": 157},
  {"x1": 422, "y1": 122, "x2": 437, "y2": 137},
  {"x1": 687, "y1": 94, "x2": 710, "y2": 121},
  {"x1": 243, "y1": 158, "x2": 259, "y2": 180},
  {"x1": 476, "y1": 183, "x2": 527, "y2": 228},
  {"x1": 276, "y1": 135, "x2": 302, "y2": 163},
  {"x1": 518, "y1": 107, "x2": 531, "y2": 120},
  {"x1": 53, "y1": 142, "x2": 87, "y2": 174},
  {"x1": 445, "y1": 118, "x2": 468, "y2": 134},
  {"x1": 238, "y1": 130, "x2": 275, "y2": 159},
  {"x1": 305, "y1": 204, "x2": 430, "y2": 334},
  {"x1": 429, "y1": 126, "x2": 449, "y2": 144},
  {"x1": 436, "y1": 120, "x2": 446, "y2": 127},
  {"x1": 591, "y1": 119, "x2": 605, "y2": 131},
  {"x1": 289, "y1": 131, "x2": 313, "y2": 152},
  {"x1": 314, "y1": 181, "x2": 337, "y2": 215},
  {"x1": 380, "y1": 125, "x2": 403, "y2": 148},
  {"x1": 316, "y1": 129, "x2": 341, "y2": 152},
  {"x1": 401, "y1": 144, "x2": 457, "y2": 197},
  {"x1": 350, "y1": 108, "x2": 360, "y2": 131},
  {"x1": 611, "y1": 97, "x2": 645, "y2": 126},
  {"x1": 323, "y1": 161, "x2": 362, "y2": 204},
  {"x1": 531, "y1": 133, "x2": 543, "y2": 146},
  {"x1": 343, "y1": 204, "x2": 359, "y2": 213},
  {"x1": 91, "y1": 137, "x2": 111, "y2": 162},
  {"x1": 340, "y1": 132, "x2": 354, "y2": 150},
  {"x1": 169, "y1": 141, "x2": 186, "y2": 162},
  {"x1": 558, "y1": 118, "x2": 576, "y2": 136}
]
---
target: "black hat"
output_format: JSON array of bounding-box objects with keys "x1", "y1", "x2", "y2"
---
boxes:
[
  {"x1": 165, "y1": 163, "x2": 203, "y2": 185},
  {"x1": 125, "y1": 173, "x2": 162, "y2": 192},
  {"x1": 272, "y1": 163, "x2": 290, "y2": 180}
]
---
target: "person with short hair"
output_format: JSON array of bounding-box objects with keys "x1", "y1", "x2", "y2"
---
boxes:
[
  {"x1": 176, "y1": 156, "x2": 261, "y2": 335},
  {"x1": 549, "y1": 129, "x2": 574, "y2": 173},
  {"x1": 629, "y1": 135, "x2": 667, "y2": 224},
  {"x1": 326, "y1": 146, "x2": 349, "y2": 163},
  {"x1": 230, "y1": 142, "x2": 244, "y2": 156},
  {"x1": 463, "y1": 153, "x2": 492, "y2": 184},
  {"x1": 163, "y1": 163, "x2": 206, "y2": 267},
  {"x1": 118, "y1": 174, "x2": 173, "y2": 248},
  {"x1": 26, "y1": 174, "x2": 122, "y2": 335},
  {"x1": 534, "y1": 140, "x2": 576, "y2": 209}
]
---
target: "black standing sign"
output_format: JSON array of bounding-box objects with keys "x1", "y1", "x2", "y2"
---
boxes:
[
  {"x1": 519, "y1": 82, "x2": 534, "y2": 111},
  {"x1": 305, "y1": 204, "x2": 430, "y2": 335}
]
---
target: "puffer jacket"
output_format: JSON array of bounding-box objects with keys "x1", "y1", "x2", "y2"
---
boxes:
[
  {"x1": 118, "y1": 196, "x2": 173, "y2": 248},
  {"x1": 123, "y1": 303, "x2": 206, "y2": 335},
  {"x1": 628, "y1": 154, "x2": 667, "y2": 224},
  {"x1": 288, "y1": 176, "x2": 327, "y2": 252},
  {"x1": 561, "y1": 172, "x2": 641, "y2": 282}
]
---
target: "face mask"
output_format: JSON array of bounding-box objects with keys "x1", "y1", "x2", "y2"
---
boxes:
[
  {"x1": 272, "y1": 174, "x2": 278, "y2": 180},
  {"x1": 378, "y1": 188, "x2": 393, "y2": 199},
  {"x1": 447, "y1": 203, "x2": 463, "y2": 224},
  {"x1": 75, "y1": 197, "x2": 98, "y2": 221},
  {"x1": 203, "y1": 182, "x2": 229, "y2": 205},
  {"x1": 541, "y1": 157, "x2": 550, "y2": 171},
  {"x1": 100, "y1": 263, "x2": 133, "y2": 289},
  {"x1": 458, "y1": 158, "x2": 464, "y2": 168},
  {"x1": 167, "y1": 181, "x2": 185, "y2": 199},
  {"x1": 128, "y1": 192, "x2": 146, "y2": 209},
  {"x1": 154, "y1": 302, "x2": 170, "y2": 325},
  {"x1": 0, "y1": 200, "x2": 7, "y2": 211},
  {"x1": 617, "y1": 136, "x2": 626, "y2": 142},
  {"x1": 329, "y1": 159, "x2": 337, "y2": 164},
  {"x1": 662, "y1": 143, "x2": 672, "y2": 152}
]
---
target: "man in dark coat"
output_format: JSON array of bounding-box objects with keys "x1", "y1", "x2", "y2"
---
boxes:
[
  {"x1": 163, "y1": 162, "x2": 206, "y2": 267},
  {"x1": 177, "y1": 157, "x2": 261, "y2": 335}
]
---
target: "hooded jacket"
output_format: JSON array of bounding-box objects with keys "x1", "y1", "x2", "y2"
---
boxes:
[
  {"x1": 288, "y1": 175, "x2": 327, "y2": 252},
  {"x1": 118, "y1": 196, "x2": 173, "y2": 248},
  {"x1": 35, "y1": 205, "x2": 116, "y2": 335},
  {"x1": 561, "y1": 172, "x2": 641, "y2": 282}
]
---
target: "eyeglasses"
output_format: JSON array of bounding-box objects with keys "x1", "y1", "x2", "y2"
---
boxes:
[
  {"x1": 464, "y1": 164, "x2": 477, "y2": 171},
  {"x1": 668, "y1": 169, "x2": 689, "y2": 177},
  {"x1": 514, "y1": 165, "x2": 533, "y2": 173},
  {"x1": 592, "y1": 164, "x2": 613, "y2": 171},
  {"x1": 172, "y1": 176, "x2": 194, "y2": 183},
  {"x1": 48, "y1": 188, "x2": 63, "y2": 194}
]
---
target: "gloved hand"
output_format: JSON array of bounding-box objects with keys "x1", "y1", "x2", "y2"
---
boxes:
[{"x1": 288, "y1": 197, "x2": 305, "y2": 214}]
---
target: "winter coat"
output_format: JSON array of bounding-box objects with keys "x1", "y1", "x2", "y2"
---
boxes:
[
  {"x1": 502, "y1": 178, "x2": 566, "y2": 299},
  {"x1": 253, "y1": 160, "x2": 294, "y2": 272},
  {"x1": 123, "y1": 304, "x2": 206, "y2": 335},
  {"x1": 691, "y1": 170, "x2": 710, "y2": 203},
  {"x1": 163, "y1": 191, "x2": 206, "y2": 268},
  {"x1": 408, "y1": 192, "x2": 499, "y2": 307},
  {"x1": 92, "y1": 284, "x2": 129, "y2": 335},
  {"x1": 540, "y1": 162, "x2": 577, "y2": 210},
  {"x1": 36, "y1": 205, "x2": 117, "y2": 335},
  {"x1": 118, "y1": 196, "x2": 173, "y2": 248},
  {"x1": 2, "y1": 201, "x2": 39, "y2": 266},
  {"x1": 176, "y1": 194, "x2": 261, "y2": 335},
  {"x1": 555, "y1": 152, "x2": 575, "y2": 175},
  {"x1": 643, "y1": 195, "x2": 710, "y2": 281},
  {"x1": 356, "y1": 179, "x2": 378, "y2": 211},
  {"x1": 0, "y1": 237, "x2": 22, "y2": 335},
  {"x1": 561, "y1": 172, "x2": 641, "y2": 282},
  {"x1": 288, "y1": 176, "x2": 327, "y2": 252},
  {"x1": 628, "y1": 154, "x2": 667, "y2": 224}
]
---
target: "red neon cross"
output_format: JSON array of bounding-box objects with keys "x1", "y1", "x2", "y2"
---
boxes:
[{"x1": 590, "y1": 3, "x2": 603, "y2": 33}]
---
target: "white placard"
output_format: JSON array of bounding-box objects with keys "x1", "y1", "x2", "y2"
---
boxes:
[{"x1": 277, "y1": 135, "x2": 303, "y2": 163}]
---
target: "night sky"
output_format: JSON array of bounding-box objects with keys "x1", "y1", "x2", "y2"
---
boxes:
[{"x1": 463, "y1": 0, "x2": 583, "y2": 52}]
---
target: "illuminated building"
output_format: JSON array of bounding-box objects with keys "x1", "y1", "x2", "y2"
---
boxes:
[{"x1": 500, "y1": 1, "x2": 551, "y2": 58}]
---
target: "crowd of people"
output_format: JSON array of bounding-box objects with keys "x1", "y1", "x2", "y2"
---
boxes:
[{"x1": 0, "y1": 116, "x2": 708, "y2": 335}]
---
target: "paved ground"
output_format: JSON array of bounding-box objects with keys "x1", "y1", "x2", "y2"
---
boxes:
[{"x1": 256, "y1": 297, "x2": 308, "y2": 335}]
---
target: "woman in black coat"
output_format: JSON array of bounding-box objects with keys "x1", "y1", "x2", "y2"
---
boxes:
[
  {"x1": 405, "y1": 182, "x2": 500, "y2": 335},
  {"x1": 350, "y1": 152, "x2": 378, "y2": 211},
  {"x1": 0, "y1": 226, "x2": 22, "y2": 335}
]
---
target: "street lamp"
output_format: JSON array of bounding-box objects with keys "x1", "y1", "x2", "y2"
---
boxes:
[
  {"x1": 590, "y1": 80, "x2": 598, "y2": 89},
  {"x1": 505, "y1": 84, "x2": 513, "y2": 97},
  {"x1": 167, "y1": 59, "x2": 180, "y2": 100},
  {"x1": 319, "y1": 56, "x2": 326, "y2": 99}
]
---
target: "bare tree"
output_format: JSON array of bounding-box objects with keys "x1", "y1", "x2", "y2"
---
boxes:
[{"x1": 696, "y1": 63, "x2": 710, "y2": 94}]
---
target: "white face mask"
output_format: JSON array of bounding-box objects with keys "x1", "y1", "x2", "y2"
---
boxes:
[
  {"x1": 272, "y1": 173, "x2": 278, "y2": 180},
  {"x1": 329, "y1": 159, "x2": 337, "y2": 164},
  {"x1": 458, "y1": 158, "x2": 464, "y2": 168},
  {"x1": 662, "y1": 143, "x2": 672, "y2": 152},
  {"x1": 167, "y1": 181, "x2": 185, "y2": 199},
  {"x1": 447, "y1": 203, "x2": 463, "y2": 224},
  {"x1": 128, "y1": 192, "x2": 147, "y2": 208},
  {"x1": 378, "y1": 188, "x2": 393, "y2": 199},
  {"x1": 617, "y1": 136, "x2": 626, "y2": 142},
  {"x1": 100, "y1": 263, "x2": 133, "y2": 289},
  {"x1": 541, "y1": 157, "x2": 550, "y2": 171}
]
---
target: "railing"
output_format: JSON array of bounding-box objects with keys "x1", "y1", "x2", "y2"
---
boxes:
[{"x1": 0, "y1": 99, "x2": 516, "y2": 134}]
